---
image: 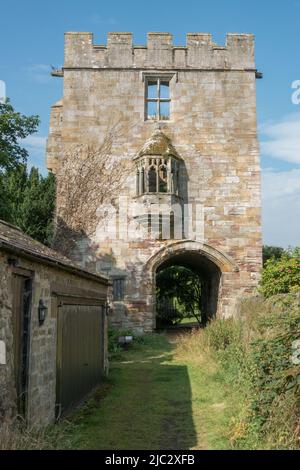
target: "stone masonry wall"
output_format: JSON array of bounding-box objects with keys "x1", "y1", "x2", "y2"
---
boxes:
[
  {"x1": 47, "y1": 32, "x2": 262, "y2": 333},
  {"x1": 0, "y1": 251, "x2": 108, "y2": 426},
  {"x1": 0, "y1": 253, "x2": 16, "y2": 422}
]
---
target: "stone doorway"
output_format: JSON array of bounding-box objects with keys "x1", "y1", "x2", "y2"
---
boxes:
[
  {"x1": 145, "y1": 241, "x2": 240, "y2": 331},
  {"x1": 155, "y1": 251, "x2": 222, "y2": 329}
]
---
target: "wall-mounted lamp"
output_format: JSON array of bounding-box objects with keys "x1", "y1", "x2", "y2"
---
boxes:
[{"x1": 38, "y1": 299, "x2": 48, "y2": 325}]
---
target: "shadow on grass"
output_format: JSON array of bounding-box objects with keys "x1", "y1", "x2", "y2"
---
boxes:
[{"x1": 59, "y1": 334, "x2": 198, "y2": 450}]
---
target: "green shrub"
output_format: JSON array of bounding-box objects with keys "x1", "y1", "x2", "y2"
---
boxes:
[
  {"x1": 260, "y1": 256, "x2": 300, "y2": 298},
  {"x1": 199, "y1": 297, "x2": 300, "y2": 449},
  {"x1": 249, "y1": 305, "x2": 300, "y2": 436},
  {"x1": 204, "y1": 318, "x2": 241, "y2": 351},
  {"x1": 231, "y1": 297, "x2": 300, "y2": 449}
]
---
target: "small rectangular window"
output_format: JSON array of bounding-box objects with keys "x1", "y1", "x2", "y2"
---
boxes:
[
  {"x1": 113, "y1": 278, "x2": 125, "y2": 301},
  {"x1": 145, "y1": 77, "x2": 170, "y2": 121}
]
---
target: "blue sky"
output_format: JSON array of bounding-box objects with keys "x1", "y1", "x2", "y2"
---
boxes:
[{"x1": 1, "y1": 0, "x2": 300, "y2": 247}]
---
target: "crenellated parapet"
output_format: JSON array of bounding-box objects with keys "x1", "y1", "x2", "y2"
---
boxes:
[{"x1": 64, "y1": 31, "x2": 255, "y2": 70}]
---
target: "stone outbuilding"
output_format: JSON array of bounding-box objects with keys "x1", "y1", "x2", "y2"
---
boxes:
[{"x1": 0, "y1": 220, "x2": 109, "y2": 426}]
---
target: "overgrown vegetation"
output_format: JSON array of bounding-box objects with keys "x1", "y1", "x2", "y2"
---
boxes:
[
  {"x1": 0, "y1": 165, "x2": 56, "y2": 245},
  {"x1": 0, "y1": 99, "x2": 39, "y2": 172},
  {"x1": 260, "y1": 248, "x2": 300, "y2": 298},
  {"x1": 156, "y1": 265, "x2": 203, "y2": 327},
  {"x1": 263, "y1": 245, "x2": 285, "y2": 266},
  {"x1": 0, "y1": 419, "x2": 72, "y2": 450},
  {"x1": 187, "y1": 295, "x2": 300, "y2": 449},
  {"x1": 54, "y1": 124, "x2": 133, "y2": 252},
  {"x1": 5, "y1": 295, "x2": 300, "y2": 450},
  {"x1": 263, "y1": 245, "x2": 300, "y2": 265}
]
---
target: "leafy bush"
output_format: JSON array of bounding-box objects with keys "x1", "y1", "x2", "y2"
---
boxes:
[
  {"x1": 194, "y1": 296, "x2": 300, "y2": 449},
  {"x1": 263, "y1": 245, "x2": 284, "y2": 266},
  {"x1": 156, "y1": 266, "x2": 202, "y2": 326},
  {"x1": 249, "y1": 302, "x2": 300, "y2": 439},
  {"x1": 260, "y1": 256, "x2": 300, "y2": 298}
]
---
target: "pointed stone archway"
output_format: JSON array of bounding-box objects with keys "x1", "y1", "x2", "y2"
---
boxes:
[{"x1": 144, "y1": 241, "x2": 240, "y2": 329}]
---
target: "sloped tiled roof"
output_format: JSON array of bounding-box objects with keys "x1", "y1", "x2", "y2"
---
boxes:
[{"x1": 0, "y1": 220, "x2": 109, "y2": 284}]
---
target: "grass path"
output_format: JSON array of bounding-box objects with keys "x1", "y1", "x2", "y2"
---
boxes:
[{"x1": 60, "y1": 333, "x2": 238, "y2": 450}]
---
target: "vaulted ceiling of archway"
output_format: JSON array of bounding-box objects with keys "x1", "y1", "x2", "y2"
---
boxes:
[{"x1": 156, "y1": 251, "x2": 221, "y2": 278}]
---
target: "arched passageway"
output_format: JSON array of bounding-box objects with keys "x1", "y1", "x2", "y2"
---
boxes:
[
  {"x1": 155, "y1": 250, "x2": 222, "y2": 328},
  {"x1": 144, "y1": 241, "x2": 239, "y2": 331}
]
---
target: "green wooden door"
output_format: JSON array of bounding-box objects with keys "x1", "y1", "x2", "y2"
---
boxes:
[{"x1": 56, "y1": 303, "x2": 104, "y2": 416}]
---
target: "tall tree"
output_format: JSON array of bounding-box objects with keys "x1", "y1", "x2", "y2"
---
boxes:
[
  {"x1": 263, "y1": 245, "x2": 285, "y2": 266},
  {"x1": 0, "y1": 99, "x2": 39, "y2": 172},
  {"x1": 0, "y1": 165, "x2": 56, "y2": 246},
  {"x1": 0, "y1": 99, "x2": 55, "y2": 245}
]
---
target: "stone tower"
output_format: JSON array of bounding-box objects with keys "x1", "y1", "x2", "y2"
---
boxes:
[{"x1": 47, "y1": 32, "x2": 262, "y2": 333}]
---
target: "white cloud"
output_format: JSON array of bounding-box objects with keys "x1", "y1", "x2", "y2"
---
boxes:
[
  {"x1": 260, "y1": 113, "x2": 300, "y2": 164},
  {"x1": 0, "y1": 80, "x2": 6, "y2": 103},
  {"x1": 23, "y1": 135, "x2": 47, "y2": 151},
  {"x1": 22, "y1": 135, "x2": 47, "y2": 174},
  {"x1": 262, "y1": 168, "x2": 300, "y2": 247},
  {"x1": 24, "y1": 64, "x2": 52, "y2": 84}
]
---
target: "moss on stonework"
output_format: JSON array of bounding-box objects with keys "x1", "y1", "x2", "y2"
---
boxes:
[{"x1": 137, "y1": 130, "x2": 181, "y2": 159}]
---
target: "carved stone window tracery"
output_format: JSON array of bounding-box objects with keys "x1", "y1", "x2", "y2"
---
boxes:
[
  {"x1": 136, "y1": 156, "x2": 179, "y2": 196},
  {"x1": 134, "y1": 129, "x2": 182, "y2": 198}
]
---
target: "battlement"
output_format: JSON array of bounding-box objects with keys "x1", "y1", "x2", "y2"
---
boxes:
[{"x1": 64, "y1": 31, "x2": 255, "y2": 70}]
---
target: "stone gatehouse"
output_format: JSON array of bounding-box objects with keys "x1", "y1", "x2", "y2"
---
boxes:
[{"x1": 47, "y1": 31, "x2": 262, "y2": 333}]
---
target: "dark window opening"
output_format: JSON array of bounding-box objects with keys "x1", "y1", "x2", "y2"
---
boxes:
[
  {"x1": 136, "y1": 170, "x2": 140, "y2": 196},
  {"x1": 140, "y1": 168, "x2": 145, "y2": 195},
  {"x1": 170, "y1": 211, "x2": 175, "y2": 239},
  {"x1": 113, "y1": 278, "x2": 125, "y2": 301},
  {"x1": 148, "y1": 167, "x2": 157, "y2": 192},
  {"x1": 159, "y1": 166, "x2": 168, "y2": 193}
]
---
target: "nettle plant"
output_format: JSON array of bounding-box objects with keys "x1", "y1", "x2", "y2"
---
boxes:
[{"x1": 260, "y1": 251, "x2": 300, "y2": 298}]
